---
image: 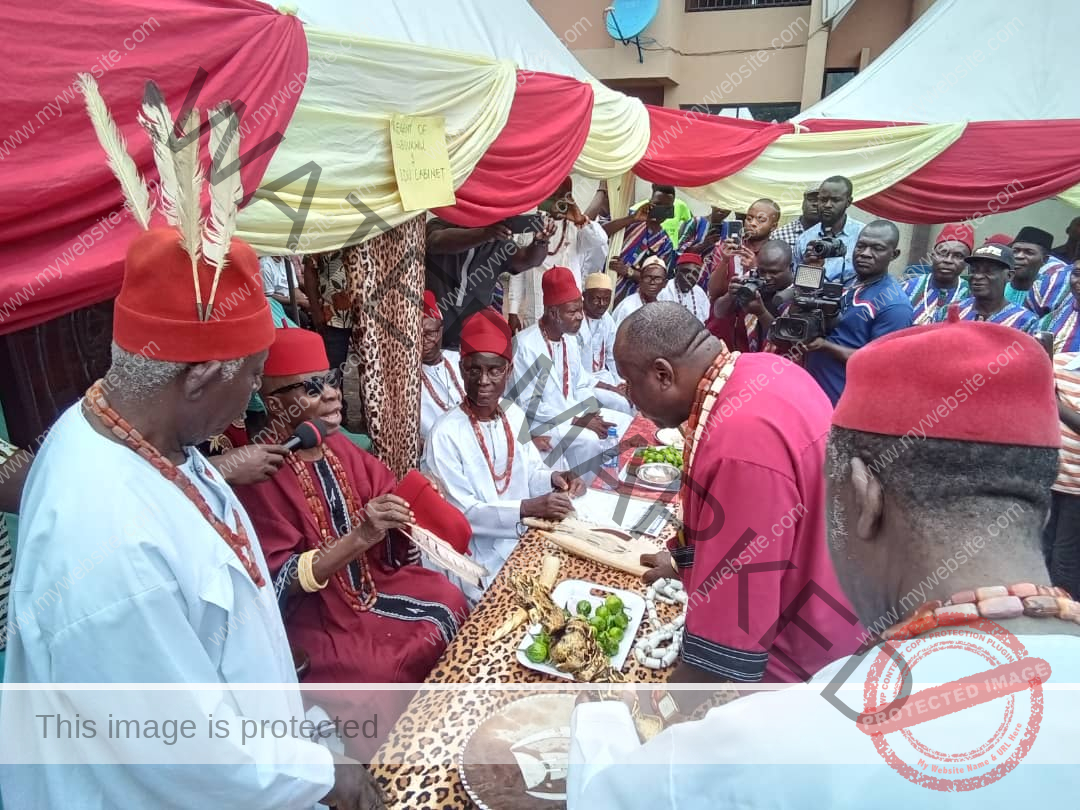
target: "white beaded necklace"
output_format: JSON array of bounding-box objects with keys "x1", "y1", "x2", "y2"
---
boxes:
[{"x1": 633, "y1": 578, "x2": 687, "y2": 669}]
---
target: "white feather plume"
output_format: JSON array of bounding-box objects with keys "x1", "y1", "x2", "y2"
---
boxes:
[
  {"x1": 203, "y1": 102, "x2": 242, "y2": 273},
  {"x1": 136, "y1": 81, "x2": 180, "y2": 227},
  {"x1": 77, "y1": 73, "x2": 151, "y2": 230},
  {"x1": 172, "y1": 106, "x2": 204, "y2": 267}
]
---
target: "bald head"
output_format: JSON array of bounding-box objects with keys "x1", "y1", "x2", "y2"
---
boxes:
[
  {"x1": 863, "y1": 219, "x2": 900, "y2": 249},
  {"x1": 853, "y1": 219, "x2": 901, "y2": 279},
  {"x1": 614, "y1": 302, "x2": 723, "y2": 428}
]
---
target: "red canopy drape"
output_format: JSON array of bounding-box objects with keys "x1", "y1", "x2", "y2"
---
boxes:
[
  {"x1": 434, "y1": 71, "x2": 594, "y2": 227},
  {"x1": 0, "y1": 0, "x2": 305, "y2": 335}
]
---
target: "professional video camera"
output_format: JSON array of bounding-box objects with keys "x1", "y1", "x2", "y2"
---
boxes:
[
  {"x1": 734, "y1": 273, "x2": 768, "y2": 307},
  {"x1": 806, "y1": 236, "x2": 847, "y2": 260},
  {"x1": 769, "y1": 264, "x2": 844, "y2": 344}
]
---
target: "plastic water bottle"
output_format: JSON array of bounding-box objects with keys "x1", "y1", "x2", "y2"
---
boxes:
[{"x1": 601, "y1": 426, "x2": 620, "y2": 489}]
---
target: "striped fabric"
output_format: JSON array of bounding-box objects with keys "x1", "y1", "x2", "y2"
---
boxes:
[
  {"x1": 0, "y1": 437, "x2": 17, "y2": 653},
  {"x1": 901, "y1": 275, "x2": 969, "y2": 325},
  {"x1": 1044, "y1": 300, "x2": 1080, "y2": 353},
  {"x1": 1053, "y1": 353, "x2": 1080, "y2": 495},
  {"x1": 1026, "y1": 259, "x2": 1071, "y2": 318},
  {"x1": 934, "y1": 297, "x2": 1040, "y2": 335}
]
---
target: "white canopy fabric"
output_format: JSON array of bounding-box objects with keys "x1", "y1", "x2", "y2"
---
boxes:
[
  {"x1": 291, "y1": 0, "x2": 592, "y2": 80},
  {"x1": 799, "y1": 0, "x2": 1078, "y2": 123}
]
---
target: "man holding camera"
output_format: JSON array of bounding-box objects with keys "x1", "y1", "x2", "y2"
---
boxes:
[
  {"x1": 803, "y1": 220, "x2": 914, "y2": 405},
  {"x1": 708, "y1": 240, "x2": 794, "y2": 352},
  {"x1": 796, "y1": 176, "x2": 865, "y2": 287}
]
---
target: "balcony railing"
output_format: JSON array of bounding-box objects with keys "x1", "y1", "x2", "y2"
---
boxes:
[{"x1": 686, "y1": 0, "x2": 811, "y2": 10}]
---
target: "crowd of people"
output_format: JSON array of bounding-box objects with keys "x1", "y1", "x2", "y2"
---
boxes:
[{"x1": 2, "y1": 164, "x2": 1080, "y2": 809}]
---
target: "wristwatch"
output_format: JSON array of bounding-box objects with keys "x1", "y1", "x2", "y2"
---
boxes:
[{"x1": 651, "y1": 689, "x2": 686, "y2": 724}]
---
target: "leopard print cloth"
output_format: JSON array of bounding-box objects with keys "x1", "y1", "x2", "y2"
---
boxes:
[
  {"x1": 341, "y1": 216, "x2": 426, "y2": 477},
  {"x1": 370, "y1": 527, "x2": 734, "y2": 809}
]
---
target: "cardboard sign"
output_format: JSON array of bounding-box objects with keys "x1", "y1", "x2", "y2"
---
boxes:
[{"x1": 389, "y1": 114, "x2": 455, "y2": 211}]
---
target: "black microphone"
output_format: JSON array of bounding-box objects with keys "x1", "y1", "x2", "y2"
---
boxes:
[{"x1": 282, "y1": 419, "x2": 327, "y2": 453}]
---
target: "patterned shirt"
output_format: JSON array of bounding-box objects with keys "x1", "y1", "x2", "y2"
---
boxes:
[
  {"x1": 1053, "y1": 353, "x2": 1080, "y2": 494},
  {"x1": 1004, "y1": 283, "x2": 1029, "y2": 307},
  {"x1": 1026, "y1": 258, "x2": 1071, "y2": 319},
  {"x1": 933, "y1": 297, "x2": 1040, "y2": 335},
  {"x1": 0, "y1": 437, "x2": 19, "y2": 655},
  {"x1": 314, "y1": 250, "x2": 353, "y2": 330},
  {"x1": 771, "y1": 218, "x2": 808, "y2": 254},
  {"x1": 1043, "y1": 299, "x2": 1080, "y2": 353},
  {"x1": 616, "y1": 221, "x2": 674, "y2": 300},
  {"x1": 901, "y1": 275, "x2": 970, "y2": 326}
]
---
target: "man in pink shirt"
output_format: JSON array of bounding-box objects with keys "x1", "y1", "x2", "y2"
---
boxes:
[{"x1": 614, "y1": 302, "x2": 862, "y2": 712}]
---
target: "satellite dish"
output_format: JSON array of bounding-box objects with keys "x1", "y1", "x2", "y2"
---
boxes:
[{"x1": 604, "y1": 0, "x2": 659, "y2": 63}]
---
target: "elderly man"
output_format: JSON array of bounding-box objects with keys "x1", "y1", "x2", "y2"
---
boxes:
[
  {"x1": 612, "y1": 257, "x2": 667, "y2": 329},
  {"x1": 796, "y1": 176, "x2": 866, "y2": 287},
  {"x1": 804, "y1": 220, "x2": 914, "y2": 405},
  {"x1": 658, "y1": 253, "x2": 710, "y2": 323},
  {"x1": 934, "y1": 244, "x2": 1039, "y2": 335},
  {"x1": 901, "y1": 224, "x2": 973, "y2": 325},
  {"x1": 1, "y1": 229, "x2": 376, "y2": 808},
  {"x1": 510, "y1": 267, "x2": 633, "y2": 476},
  {"x1": 708, "y1": 239, "x2": 793, "y2": 352},
  {"x1": 615, "y1": 303, "x2": 861, "y2": 694},
  {"x1": 419, "y1": 290, "x2": 465, "y2": 441},
  {"x1": 570, "y1": 314, "x2": 1079, "y2": 810},
  {"x1": 424, "y1": 310, "x2": 585, "y2": 598},
  {"x1": 579, "y1": 272, "x2": 631, "y2": 414},
  {"x1": 1010, "y1": 226, "x2": 1070, "y2": 318},
  {"x1": 504, "y1": 177, "x2": 609, "y2": 332},
  {"x1": 605, "y1": 185, "x2": 677, "y2": 303}
]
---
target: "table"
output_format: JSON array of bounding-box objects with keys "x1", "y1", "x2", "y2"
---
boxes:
[
  {"x1": 590, "y1": 413, "x2": 681, "y2": 504},
  {"x1": 371, "y1": 527, "x2": 673, "y2": 809}
]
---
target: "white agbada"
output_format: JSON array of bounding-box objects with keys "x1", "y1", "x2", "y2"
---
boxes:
[
  {"x1": 612, "y1": 293, "x2": 648, "y2": 330},
  {"x1": 509, "y1": 324, "x2": 632, "y2": 475},
  {"x1": 422, "y1": 401, "x2": 553, "y2": 599},
  {"x1": 658, "y1": 279, "x2": 710, "y2": 323},
  {"x1": 0, "y1": 404, "x2": 333, "y2": 809},
  {"x1": 576, "y1": 314, "x2": 632, "y2": 415},
  {"x1": 505, "y1": 219, "x2": 608, "y2": 326},
  {"x1": 420, "y1": 348, "x2": 465, "y2": 438},
  {"x1": 569, "y1": 634, "x2": 1080, "y2": 809}
]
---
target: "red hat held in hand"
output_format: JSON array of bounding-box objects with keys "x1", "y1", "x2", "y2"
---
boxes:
[{"x1": 392, "y1": 470, "x2": 472, "y2": 555}]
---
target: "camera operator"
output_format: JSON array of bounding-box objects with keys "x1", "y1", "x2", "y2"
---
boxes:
[
  {"x1": 795, "y1": 176, "x2": 865, "y2": 287},
  {"x1": 803, "y1": 220, "x2": 914, "y2": 404},
  {"x1": 708, "y1": 240, "x2": 794, "y2": 352}
]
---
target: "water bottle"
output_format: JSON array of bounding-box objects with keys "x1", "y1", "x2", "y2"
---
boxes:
[{"x1": 601, "y1": 426, "x2": 620, "y2": 489}]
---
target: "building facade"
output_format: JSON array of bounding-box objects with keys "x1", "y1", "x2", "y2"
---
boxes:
[{"x1": 530, "y1": 0, "x2": 938, "y2": 120}]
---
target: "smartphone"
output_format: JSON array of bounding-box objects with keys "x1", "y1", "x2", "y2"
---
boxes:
[
  {"x1": 728, "y1": 221, "x2": 743, "y2": 242},
  {"x1": 501, "y1": 214, "x2": 545, "y2": 235},
  {"x1": 649, "y1": 204, "x2": 675, "y2": 222}
]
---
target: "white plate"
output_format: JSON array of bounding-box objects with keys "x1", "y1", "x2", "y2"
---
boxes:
[
  {"x1": 619, "y1": 460, "x2": 681, "y2": 492},
  {"x1": 655, "y1": 427, "x2": 685, "y2": 449},
  {"x1": 516, "y1": 579, "x2": 646, "y2": 680}
]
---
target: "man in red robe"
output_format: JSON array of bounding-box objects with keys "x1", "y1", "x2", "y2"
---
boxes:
[
  {"x1": 236, "y1": 328, "x2": 469, "y2": 758},
  {"x1": 613, "y1": 302, "x2": 863, "y2": 718}
]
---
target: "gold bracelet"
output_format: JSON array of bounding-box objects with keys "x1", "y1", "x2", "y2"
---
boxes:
[{"x1": 297, "y1": 550, "x2": 328, "y2": 593}]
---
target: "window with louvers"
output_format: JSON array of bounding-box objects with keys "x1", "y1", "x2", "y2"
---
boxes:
[{"x1": 686, "y1": 0, "x2": 811, "y2": 10}]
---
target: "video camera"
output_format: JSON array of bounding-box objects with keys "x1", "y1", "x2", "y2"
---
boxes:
[
  {"x1": 769, "y1": 264, "x2": 844, "y2": 344},
  {"x1": 734, "y1": 273, "x2": 768, "y2": 308},
  {"x1": 806, "y1": 236, "x2": 847, "y2": 260}
]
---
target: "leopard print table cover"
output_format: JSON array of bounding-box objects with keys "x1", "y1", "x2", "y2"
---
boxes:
[{"x1": 371, "y1": 528, "x2": 690, "y2": 810}]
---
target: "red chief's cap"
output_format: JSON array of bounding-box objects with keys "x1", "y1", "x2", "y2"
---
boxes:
[
  {"x1": 676, "y1": 252, "x2": 704, "y2": 267},
  {"x1": 114, "y1": 228, "x2": 274, "y2": 362},
  {"x1": 984, "y1": 232, "x2": 1014, "y2": 247},
  {"x1": 833, "y1": 318, "x2": 1059, "y2": 448},
  {"x1": 392, "y1": 470, "x2": 472, "y2": 555},
  {"x1": 935, "y1": 224, "x2": 975, "y2": 251},
  {"x1": 263, "y1": 327, "x2": 330, "y2": 377},
  {"x1": 423, "y1": 290, "x2": 442, "y2": 321},
  {"x1": 542, "y1": 266, "x2": 581, "y2": 308},
  {"x1": 460, "y1": 309, "x2": 513, "y2": 360}
]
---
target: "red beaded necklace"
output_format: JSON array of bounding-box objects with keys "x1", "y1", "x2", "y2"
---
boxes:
[
  {"x1": 463, "y1": 401, "x2": 515, "y2": 495},
  {"x1": 286, "y1": 444, "x2": 378, "y2": 612},
  {"x1": 539, "y1": 321, "x2": 570, "y2": 397},
  {"x1": 422, "y1": 356, "x2": 465, "y2": 412},
  {"x1": 83, "y1": 380, "x2": 265, "y2": 586}
]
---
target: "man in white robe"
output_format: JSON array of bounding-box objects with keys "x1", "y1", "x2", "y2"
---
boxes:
[
  {"x1": 505, "y1": 178, "x2": 608, "y2": 332},
  {"x1": 569, "y1": 317, "x2": 1080, "y2": 809},
  {"x1": 612, "y1": 257, "x2": 667, "y2": 330},
  {"x1": 510, "y1": 267, "x2": 633, "y2": 478},
  {"x1": 419, "y1": 290, "x2": 465, "y2": 442},
  {"x1": 0, "y1": 229, "x2": 373, "y2": 809},
  {"x1": 657, "y1": 253, "x2": 710, "y2": 323},
  {"x1": 578, "y1": 272, "x2": 631, "y2": 415},
  {"x1": 423, "y1": 310, "x2": 584, "y2": 600}
]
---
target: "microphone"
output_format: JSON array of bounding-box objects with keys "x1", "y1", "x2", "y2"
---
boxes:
[{"x1": 282, "y1": 419, "x2": 327, "y2": 453}]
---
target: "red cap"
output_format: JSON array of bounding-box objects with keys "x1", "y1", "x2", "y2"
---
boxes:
[
  {"x1": 984, "y1": 232, "x2": 1014, "y2": 247},
  {"x1": 676, "y1": 252, "x2": 704, "y2": 267},
  {"x1": 423, "y1": 290, "x2": 442, "y2": 321},
  {"x1": 392, "y1": 470, "x2": 472, "y2": 555},
  {"x1": 263, "y1": 327, "x2": 329, "y2": 377},
  {"x1": 936, "y1": 224, "x2": 975, "y2": 251},
  {"x1": 833, "y1": 320, "x2": 1059, "y2": 448},
  {"x1": 542, "y1": 266, "x2": 581, "y2": 308},
  {"x1": 460, "y1": 308, "x2": 513, "y2": 360},
  {"x1": 114, "y1": 228, "x2": 274, "y2": 362}
]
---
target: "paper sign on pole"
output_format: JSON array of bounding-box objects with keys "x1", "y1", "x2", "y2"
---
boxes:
[{"x1": 390, "y1": 114, "x2": 456, "y2": 212}]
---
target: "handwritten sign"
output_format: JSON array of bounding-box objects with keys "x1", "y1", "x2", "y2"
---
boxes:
[{"x1": 390, "y1": 115, "x2": 455, "y2": 212}]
